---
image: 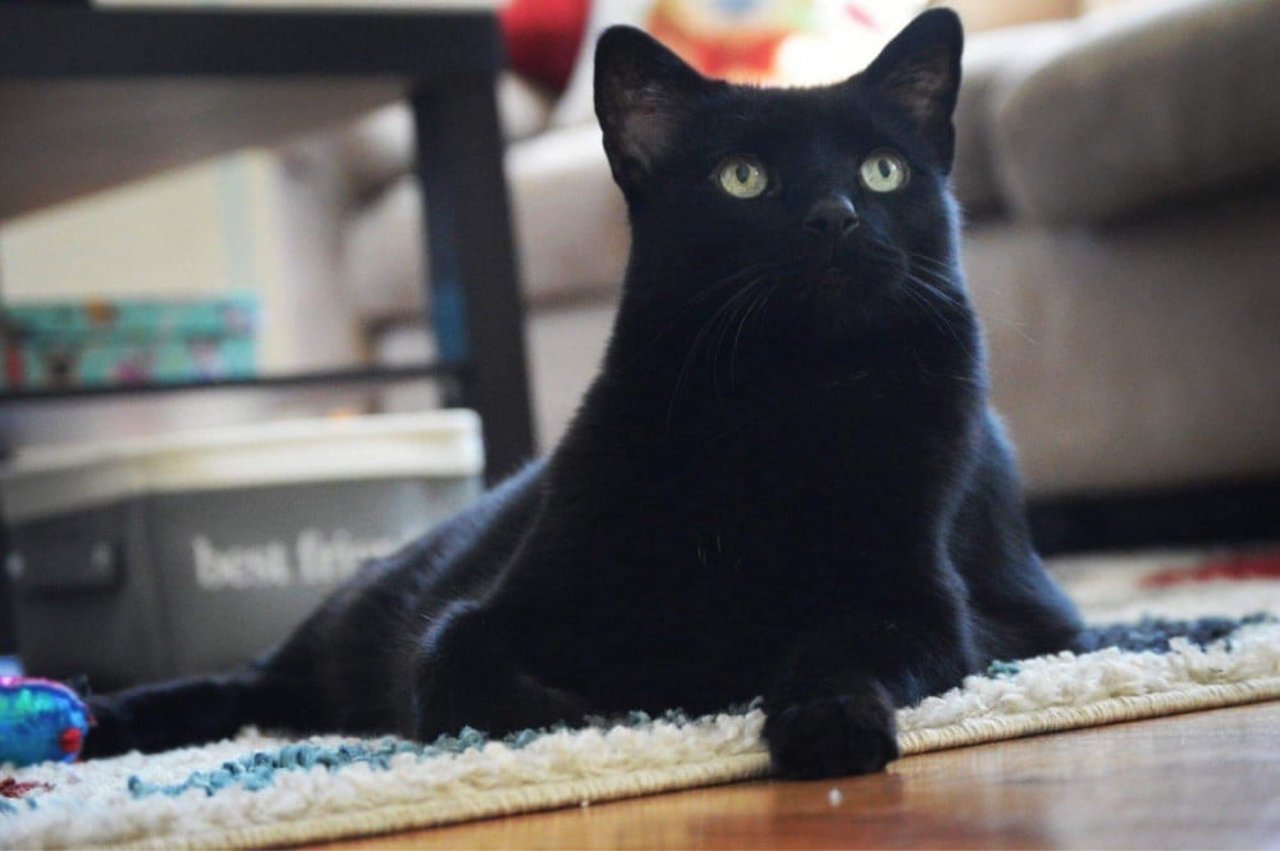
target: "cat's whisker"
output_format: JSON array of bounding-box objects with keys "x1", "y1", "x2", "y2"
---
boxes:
[
  {"x1": 907, "y1": 251, "x2": 1036, "y2": 341},
  {"x1": 904, "y1": 279, "x2": 968, "y2": 337},
  {"x1": 912, "y1": 266, "x2": 1035, "y2": 342},
  {"x1": 710, "y1": 283, "x2": 756, "y2": 377},
  {"x1": 860, "y1": 245, "x2": 964, "y2": 311},
  {"x1": 666, "y1": 272, "x2": 772, "y2": 429},
  {"x1": 900, "y1": 286, "x2": 948, "y2": 343},
  {"x1": 898, "y1": 258, "x2": 966, "y2": 306},
  {"x1": 666, "y1": 259, "x2": 798, "y2": 424},
  {"x1": 623, "y1": 258, "x2": 785, "y2": 369},
  {"x1": 900, "y1": 276, "x2": 974, "y2": 360},
  {"x1": 709, "y1": 276, "x2": 773, "y2": 397},
  {"x1": 905, "y1": 250, "x2": 957, "y2": 274},
  {"x1": 904, "y1": 249, "x2": 961, "y2": 272},
  {"x1": 906, "y1": 273, "x2": 967, "y2": 311},
  {"x1": 729, "y1": 281, "x2": 778, "y2": 387}
]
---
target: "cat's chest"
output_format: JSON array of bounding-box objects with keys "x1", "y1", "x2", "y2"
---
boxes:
[
  {"x1": 675, "y1": 369, "x2": 973, "y2": 535},
  {"x1": 565, "y1": 363, "x2": 977, "y2": 569},
  {"x1": 702, "y1": 369, "x2": 970, "y2": 476}
]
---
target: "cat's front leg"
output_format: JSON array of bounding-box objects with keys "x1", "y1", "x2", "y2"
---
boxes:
[
  {"x1": 764, "y1": 617, "x2": 974, "y2": 778},
  {"x1": 411, "y1": 600, "x2": 592, "y2": 741}
]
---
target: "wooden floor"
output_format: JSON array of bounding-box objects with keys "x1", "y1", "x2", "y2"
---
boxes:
[{"x1": 321, "y1": 702, "x2": 1280, "y2": 849}]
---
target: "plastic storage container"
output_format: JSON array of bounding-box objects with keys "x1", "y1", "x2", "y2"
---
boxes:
[{"x1": 1, "y1": 411, "x2": 484, "y2": 688}]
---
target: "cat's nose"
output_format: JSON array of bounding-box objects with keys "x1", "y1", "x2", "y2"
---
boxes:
[{"x1": 804, "y1": 196, "x2": 859, "y2": 239}]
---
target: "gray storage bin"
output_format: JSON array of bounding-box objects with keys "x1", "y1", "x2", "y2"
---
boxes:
[{"x1": 1, "y1": 411, "x2": 483, "y2": 688}]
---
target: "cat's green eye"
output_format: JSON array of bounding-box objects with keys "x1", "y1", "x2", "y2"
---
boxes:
[
  {"x1": 716, "y1": 156, "x2": 769, "y2": 200},
  {"x1": 859, "y1": 151, "x2": 909, "y2": 193}
]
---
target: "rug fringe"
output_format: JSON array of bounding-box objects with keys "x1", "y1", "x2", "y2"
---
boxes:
[
  {"x1": 899, "y1": 676, "x2": 1280, "y2": 755},
  {"x1": 117, "y1": 676, "x2": 1280, "y2": 850}
]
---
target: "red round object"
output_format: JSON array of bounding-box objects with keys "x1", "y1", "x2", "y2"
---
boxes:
[
  {"x1": 59, "y1": 727, "x2": 83, "y2": 755},
  {"x1": 499, "y1": 0, "x2": 590, "y2": 91}
]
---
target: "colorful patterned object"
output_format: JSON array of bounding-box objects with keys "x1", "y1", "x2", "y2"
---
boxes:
[
  {"x1": 0, "y1": 678, "x2": 91, "y2": 767},
  {"x1": 0, "y1": 293, "x2": 258, "y2": 391},
  {"x1": 642, "y1": 0, "x2": 926, "y2": 85}
]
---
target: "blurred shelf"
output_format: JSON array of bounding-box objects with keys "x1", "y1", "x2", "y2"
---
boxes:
[{"x1": 0, "y1": 363, "x2": 460, "y2": 403}]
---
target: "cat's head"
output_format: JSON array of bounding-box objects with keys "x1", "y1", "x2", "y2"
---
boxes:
[{"x1": 595, "y1": 10, "x2": 967, "y2": 353}]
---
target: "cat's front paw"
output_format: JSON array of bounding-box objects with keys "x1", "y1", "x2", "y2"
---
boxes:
[{"x1": 763, "y1": 692, "x2": 899, "y2": 779}]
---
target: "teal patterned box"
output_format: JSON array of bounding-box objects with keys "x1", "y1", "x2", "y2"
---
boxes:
[{"x1": 0, "y1": 293, "x2": 258, "y2": 390}]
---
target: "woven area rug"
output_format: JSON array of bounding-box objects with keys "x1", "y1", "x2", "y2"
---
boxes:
[{"x1": 4, "y1": 546, "x2": 1280, "y2": 849}]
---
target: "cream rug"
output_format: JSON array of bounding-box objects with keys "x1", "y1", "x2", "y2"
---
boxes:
[{"x1": 3, "y1": 547, "x2": 1280, "y2": 850}]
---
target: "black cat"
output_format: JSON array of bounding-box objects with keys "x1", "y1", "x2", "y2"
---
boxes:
[{"x1": 84, "y1": 9, "x2": 1082, "y2": 779}]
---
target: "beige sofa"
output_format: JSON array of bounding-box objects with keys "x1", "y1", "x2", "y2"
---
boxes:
[{"x1": 284, "y1": 0, "x2": 1280, "y2": 508}]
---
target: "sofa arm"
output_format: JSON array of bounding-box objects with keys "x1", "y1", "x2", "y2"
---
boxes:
[
  {"x1": 953, "y1": 19, "x2": 1078, "y2": 216},
  {"x1": 989, "y1": 0, "x2": 1280, "y2": 224}
]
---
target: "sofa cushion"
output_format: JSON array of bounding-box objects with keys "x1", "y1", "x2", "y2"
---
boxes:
[
  {"x1": 336, "y1": 73, "x2": 557, "y2": 200},
  {"x1": 343, "y1": 123, "x2": 628, "y2": 323},
  {"x1": 966, "y1": 187, "x2": 1280, "y2": 494},
  {"x1": 989, "y1": 0, "x2": 1280, "y2": 224}
]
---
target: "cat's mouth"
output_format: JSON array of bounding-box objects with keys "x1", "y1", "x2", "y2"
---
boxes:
[
  {"x1": 807, "y1": 251, "x2": 900, "y2": 295},
  {"x1": 816, "y1": 239, "x2": 855, "y2": 273},
  {"x1": 801, "y1": 234, "x2": 902, "y2": 285},
  {"x1": 803, "y1": 244, "x2": 854, "y2": 279},
  {"x1": 819, "y1": 264, "x2": 856, "y2": 286}
]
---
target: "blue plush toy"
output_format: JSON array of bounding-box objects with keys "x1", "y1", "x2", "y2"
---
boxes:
[{"x1": 0, "y1": 677, "x2": 92, "y2": 766}]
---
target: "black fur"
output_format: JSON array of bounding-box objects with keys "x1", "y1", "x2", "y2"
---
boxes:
[{"x1": 84, "y1": 10, "x2": 1082, "y2": 778}]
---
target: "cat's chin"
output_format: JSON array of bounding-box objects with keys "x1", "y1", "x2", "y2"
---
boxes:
[
  {"x1": 817, "y1": 266, "x2": 857, "y2": 288},
  {"x1": 796, "y1": 264, "x2": 901, "y2": 313}
]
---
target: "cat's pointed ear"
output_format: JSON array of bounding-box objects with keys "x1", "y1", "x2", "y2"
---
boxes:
[
  {"x1": 594, "y1": 26, "x2": 707, "y2": 197},
  {"x1": 861, "y1": 8, "x2": 963, "y2": 168}
]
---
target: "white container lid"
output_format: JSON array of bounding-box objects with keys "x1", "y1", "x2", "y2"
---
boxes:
[{"x1": 1, "y1": 410, "x2": 484, "y2": 524}]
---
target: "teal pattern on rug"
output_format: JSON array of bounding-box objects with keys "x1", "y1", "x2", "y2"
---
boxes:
[
  {"x1": 127, "y1": 737, "x2": 445, "y2": 799},
  {"x1": 124, "y1": 705, "x2": 759, "y2": 801},
  {"x1": 983, "y1": 612, "x2": 1276, "y2": 679}
]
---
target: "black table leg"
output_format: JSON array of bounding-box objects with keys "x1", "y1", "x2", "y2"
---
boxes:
[
  {"x1": 0, "y1": 521, "x2": 16, "y2": 659},
  {"x1": 411, "y1": 74, "x2": 536, "y2": 484}
]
